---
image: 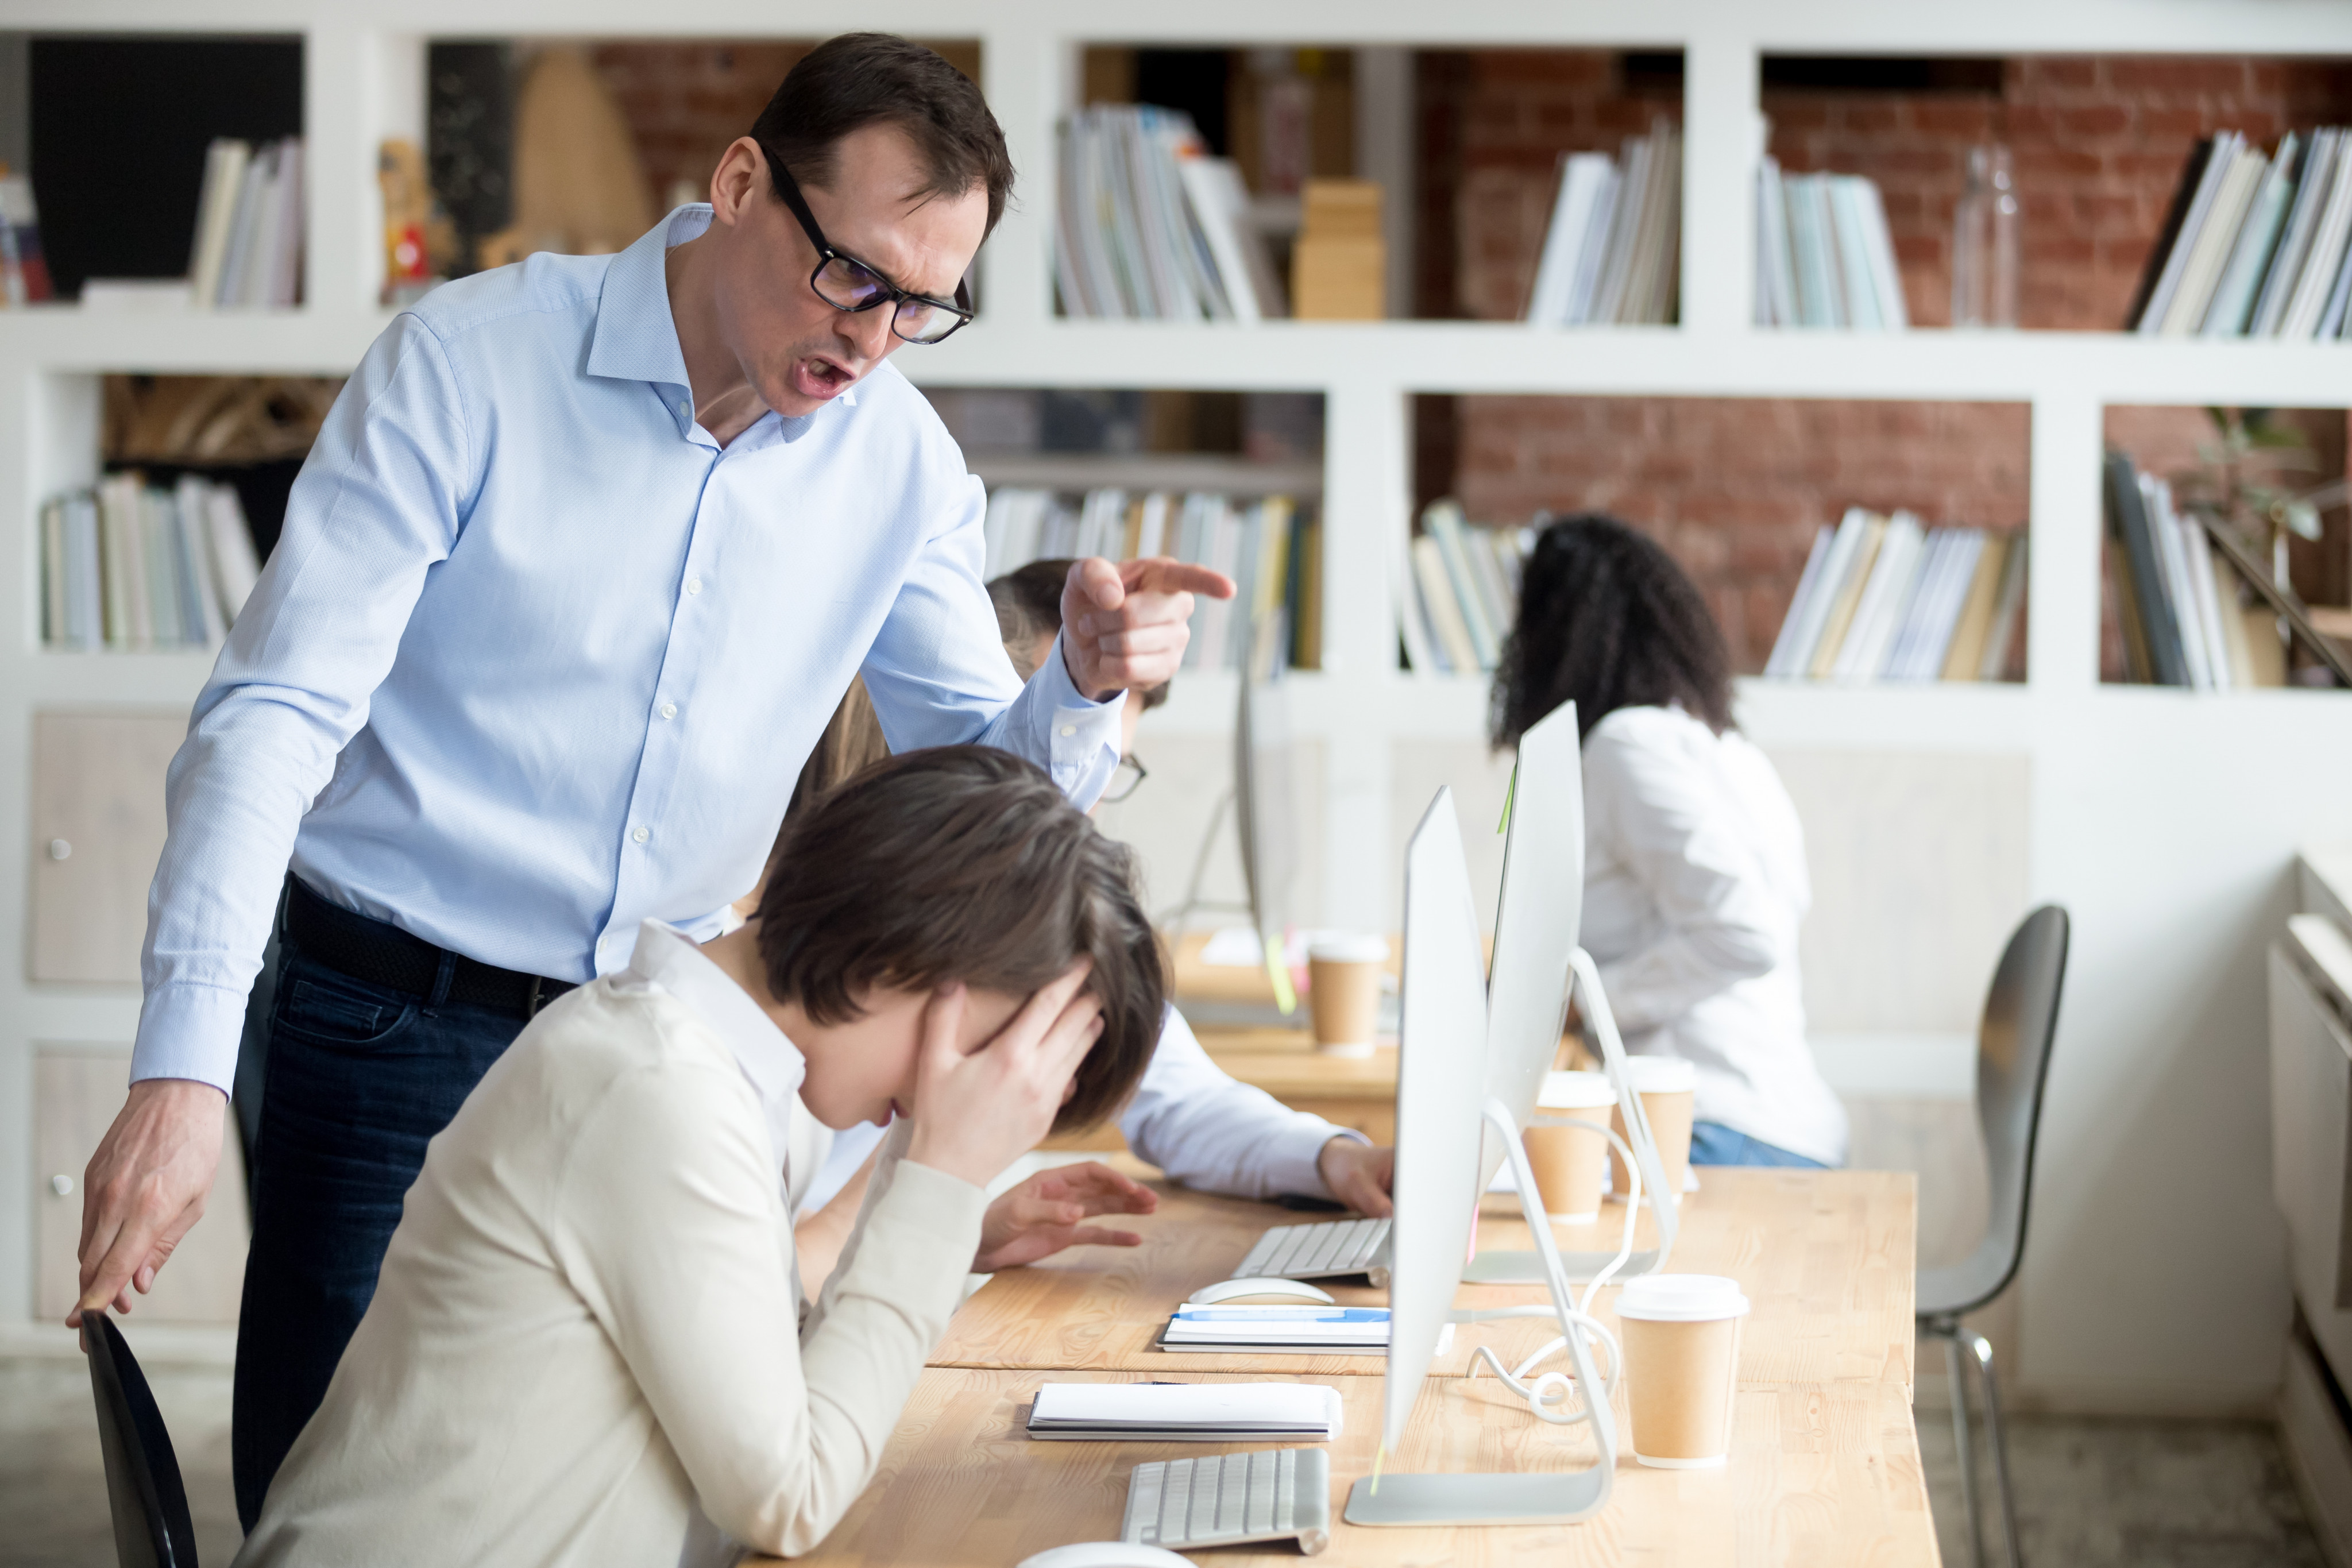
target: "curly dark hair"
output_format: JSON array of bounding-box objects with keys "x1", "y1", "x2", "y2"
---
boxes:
[
  {"x1": 755, "y1": 746, "x2": 1164, "y2": 1134},
  {"x1": 1489, "y1": 513, "x2": 1735, "y2": 749}
]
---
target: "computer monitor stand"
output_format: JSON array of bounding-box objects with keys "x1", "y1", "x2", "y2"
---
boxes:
[
  {"x1": 1344, "y1": 1097, "x2": 1620, "y2": 1526},
  {"x1": 1462, "y1": 947, "x2": 1681, "y2": 1285}
]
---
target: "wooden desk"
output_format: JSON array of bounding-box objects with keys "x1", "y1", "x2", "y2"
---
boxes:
[
  {"x1": 933, "y1": 1169, "x2": 1917, "y2": 1393},
  {"x1": 758, "y1": 1367, "x2": 1937, "y2": 1567}
]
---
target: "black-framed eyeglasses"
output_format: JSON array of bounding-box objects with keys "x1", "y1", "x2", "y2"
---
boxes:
[
  {"x1": 1101, "y1": 753, "x2": 1149, "y2": 805},
  {"x1": 766, "y1": 156, "x2": 975, "y2": 345}
]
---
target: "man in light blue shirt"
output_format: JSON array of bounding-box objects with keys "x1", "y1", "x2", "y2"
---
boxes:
[{"x1": 71, "y1": 35, "x2": 1227, "y2": 1525}]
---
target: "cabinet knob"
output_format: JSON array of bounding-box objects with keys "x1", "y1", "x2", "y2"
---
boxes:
[
  {"x1": 49, "y1": 1173, "x2": 74, "y2": 1197},
  {"x1": 47, "y1": 839, "x2": 71, "y2": 862}
]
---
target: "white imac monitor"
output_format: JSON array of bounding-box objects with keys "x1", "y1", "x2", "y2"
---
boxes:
[
  {"x1": 1464, "y1": 697, "x2": 1680, "y2": 1286},
  {"x1": 1371, "y1": 787, "x2": 1488, "y2": 1455},
  {"x1": 1345, "y1": 786, "x2": 1616, "y2": 1527},
  {"x1": 1477, "y1": 700, "x2": 1584, "y2": 1192}
]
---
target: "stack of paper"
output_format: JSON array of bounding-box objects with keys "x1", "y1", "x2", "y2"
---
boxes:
[{"x1": 1028, "y1": 1382, "x2": 1343, "y2": 1442}]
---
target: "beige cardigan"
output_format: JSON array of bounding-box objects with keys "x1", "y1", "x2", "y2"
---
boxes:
[{"x1": 234, "y1": 927, "x2": 986, "y2": 1566}]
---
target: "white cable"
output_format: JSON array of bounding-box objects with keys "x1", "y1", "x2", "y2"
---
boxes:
[{"x1": 1465, "y1": 1125, "x2": 1646, "y2": 1424}]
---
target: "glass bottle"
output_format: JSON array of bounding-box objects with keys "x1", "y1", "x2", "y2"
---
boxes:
[{"x1": 1952, "y1": 145, "x2": 2019, "y2": 329}]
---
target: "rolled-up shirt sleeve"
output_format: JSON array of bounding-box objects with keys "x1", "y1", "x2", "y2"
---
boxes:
[
  {"x1": 133, "y1": 314, "x2": 471, "y2": 1090},
  {"x1": 858, "y1": 469, "x2": 1122, "y2": 809},
  {"x1": 1119, "y1": 1007, "x2": 1362, "y2": 1200}
]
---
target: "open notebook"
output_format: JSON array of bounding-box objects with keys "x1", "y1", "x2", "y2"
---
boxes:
[{"x1": 1028, "y1": 1382, "x2": 1343, "y2": 1442}]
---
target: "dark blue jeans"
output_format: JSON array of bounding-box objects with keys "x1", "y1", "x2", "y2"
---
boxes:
[
  {"x1": 231, "y1": 939, "x2": 527, "y2": 1528},
  {"x1": 1687, "y1": 1120, "x2": 1830, "y2": 1169}
]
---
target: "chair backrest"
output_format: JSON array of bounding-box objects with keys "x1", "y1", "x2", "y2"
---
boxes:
[
  {"x1": 1928, "y1": 904, "x2": 2069, "y2": 1318},
  {"x1": 82, "y1": 1310, "x2": 199, "y2": 1568}
]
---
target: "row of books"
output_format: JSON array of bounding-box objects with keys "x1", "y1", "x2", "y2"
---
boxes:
[
  {"x1": 41, "y1": 476, "x2": 264, "y2": 652},
  {"x1": 980, "y1": 487, "x2": 1319, "y2": 674},
  {"x1": 1524, "y1": 119, "x2": 1683, "y2": 327},
  {"x1": 1398, "y1": 503, "x2": 1533, "y2": 675},
  {"x1": 1754, "y1": 162, "x2": 1909, "y2": 330},
  {"x1": 187, "y1": 138, "x2": 306, "y2": 309},
  {"x1": 2101, "y1": 454, "x2": 2283, "y2": 689},
  {"x1": 2130, "y1": 128, "x2": 2352, "y2": 339},
  {"x1": 1054, "y1": 106, "x2": 1286, "y2": 323},
  {"x1": 1764, "y1": 511, "x2": 2026, "y2": 683}
]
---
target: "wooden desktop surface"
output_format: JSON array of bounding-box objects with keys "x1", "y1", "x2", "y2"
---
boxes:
[
  {"x1": 931, "y1": 1167, "x2": 1917, "y2": 1393},
  {"x1": 758, "y1": 1367, "x2": 1937, "y2": 1567}
]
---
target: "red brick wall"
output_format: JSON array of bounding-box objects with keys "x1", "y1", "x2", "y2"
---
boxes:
[
  {"x1": 1431, "y1": 53, "x2": 2352, "y2": 675},
  {"x1": 1768, "y1": 56, "x2": 2352, "y2": 330},
  {"x1": 1419, "y1": 51, "x2": 1681, "y2": 322},
  {"x1": 590, "y1": 40, "x2": 983, "y2": 209},
  {"x1": 1447, "y1": 396, "x2": 2030, "y2": 671}
]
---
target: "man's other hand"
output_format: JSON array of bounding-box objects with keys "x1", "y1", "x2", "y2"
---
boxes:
[
  {"x1": 972, "y1": 1160, "x2": 1158, "y2": 1272},
  {"x1": 1318, "y1": 1139, "x2": 1395, "y2": 1218},
  {"x1": 72, "y1": 1079, "x2": 228, "y2": 1326},
  {"x1": 1060, "y1": 557, "x2": 1236, "y2": 702}
]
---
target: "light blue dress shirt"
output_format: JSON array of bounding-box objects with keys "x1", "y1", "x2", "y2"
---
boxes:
[{"x1": 134, "y1": 206, "x2": 1122, "y2": 1093}]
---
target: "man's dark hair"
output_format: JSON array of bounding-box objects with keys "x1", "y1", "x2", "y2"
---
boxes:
[
  {"x1": 991, "y1": 558, "x2": 1170, "y2": 710},
  {"x1": 755, "y1": 746, "x2": 1163, "y2": 1133},
  {"x1": 1490, "y1": 513, "x2": 1736, "y2": 748},
  {"x1": 750, "y1": 33, "x2": 1015, "y2": 238}
]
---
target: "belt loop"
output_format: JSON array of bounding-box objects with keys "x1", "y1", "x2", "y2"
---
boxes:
[{"x1": 427, "y1": 948, "x2": 458, "y2": 1007}]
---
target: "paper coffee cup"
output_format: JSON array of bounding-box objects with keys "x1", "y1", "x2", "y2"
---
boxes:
[
  {"x1": 1610, "y1": 1055, "x2": 1697, "y2": 1204},
  {"x1": 1522, "y1": 1070, "x2": 1615, "y2": 1223},
  {"x1": 1617, "y1": 1273, "x2": 1748, "y2": 1468},
  {"x1": 1307, "y1": 934, "x2": 1388, "y2": 1057}
]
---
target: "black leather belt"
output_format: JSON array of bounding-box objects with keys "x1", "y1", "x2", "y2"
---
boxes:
[{"x1": 284, "y1": 876, "x2": 577, "y2": 1018}]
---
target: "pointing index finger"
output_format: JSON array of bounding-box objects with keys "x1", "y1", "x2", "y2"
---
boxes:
[{"x1": 1122, "y1": 557, "x2": 1237, "y2": 600}]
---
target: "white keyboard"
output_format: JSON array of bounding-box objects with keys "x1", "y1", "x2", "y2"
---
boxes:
[
  {"x1": 1233, "y1": 1217, "x2": 1392, "y2": 1281},
  {"x1": 1121, "y1": 1448, "x2": 1331, "y2": 1555}
]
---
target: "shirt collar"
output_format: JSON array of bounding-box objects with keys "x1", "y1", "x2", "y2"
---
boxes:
[
  {"x1": 586, "y1": 202, "x2": 835, "y2": 445},
  {"x1": 623, "y1": 919, "x2": 805, "y2": 1146},
  {"x1": 586, "y1": 205, "x2": 711, "y2": 393}
]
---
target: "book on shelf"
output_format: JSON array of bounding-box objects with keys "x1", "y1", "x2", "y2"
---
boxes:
[
  {"x1": 182, "y1": 136, "x2": 306, "y2": 309},
  {"x1": 1523, "y1": 119, "x2": 1681, "y2": 326},
  {"x1": 980, "y1": 484, "x2": 1316, "y2": 672},
  {"x1": 0, "y1": 168, "x2": 56, "y2": 304},
  {"x1": 1754, "y1": 162, "x2": 1909, "y2": 330},
  {"x1": 2128, "y1": 126, "x2": 2352, "y2": 339},
  {"x1": 1764, "y1": 508, "x2": 2024, "y2": 684},
  {"x1": 2099, "y1": 450, "x2": 2352, "y2": 689},
  {"x1": 42, "y1": 475, "x2": 261, "y2": 652},
  {"x1": 1395, "y1": 502, "x2": 1532, "y2": 675},
  {"x1": 1055, "y1": 105, "x2": 1283, "y2": 323}
]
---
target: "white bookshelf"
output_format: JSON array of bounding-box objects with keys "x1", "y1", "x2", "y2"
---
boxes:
[{"x1": 5, "y1": 0, "x2": 2351, "y2": 1417}]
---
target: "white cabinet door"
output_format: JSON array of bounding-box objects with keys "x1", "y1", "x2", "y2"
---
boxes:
[
  {"x1": 33, "y1": 1051, "x2": 249, "y2": 1324},
  {"x1": 29, "y1": 710, "x2": 185, "y2": 983}
]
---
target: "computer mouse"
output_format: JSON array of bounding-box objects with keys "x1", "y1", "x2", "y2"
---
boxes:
[
  {"x1": 1015, "y1": 1543, "x2": 1195, "y2": 1568},
  {"x1": 1185, "y1": 1276, "x2": 1336, "y2": 1307}
]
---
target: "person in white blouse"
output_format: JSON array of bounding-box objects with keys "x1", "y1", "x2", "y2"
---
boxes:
[
  {"x1": 234, "y1": 748, "x2": 1167, "y2": 1566},
  {"x1": 1492, "y1": 515, "x2": 1848, "y2": 1169},
  {"x1": 787, "y1": 561, "x2": 1398, "y2": 1276}
]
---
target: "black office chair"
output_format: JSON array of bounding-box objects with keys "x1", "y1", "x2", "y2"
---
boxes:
[
  {"x1": 81, "y1": 1308, "x2": 200, "y2": 1567},
  {"x1": 1917, "y1": 904, "x2": 2068, "y2": 1568}
]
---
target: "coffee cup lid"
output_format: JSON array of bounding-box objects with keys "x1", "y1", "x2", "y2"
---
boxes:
[
  {"x1": 1616, "y1": 1273, "x2": 1749, "y2": 1322},
  {"x1": 1623, "y1": 1056, "x2": 1698, "y2": 1094},
  {"x1": 1536, "y1": 1070, "x2": 1616, "y2": 1110},
  {"x1": 1308, "y1": 933, "x2": 1390, "y2": 963}
]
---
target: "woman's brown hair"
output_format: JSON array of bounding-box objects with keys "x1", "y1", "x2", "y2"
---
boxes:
[{"x1": 754, "y1": 746, "x2": 1164, "y2": 1134}]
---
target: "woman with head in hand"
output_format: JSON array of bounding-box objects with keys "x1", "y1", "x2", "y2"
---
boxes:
[{"x1": 1492, "y1": 514, "x2": 1845, "y2": 1169}]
